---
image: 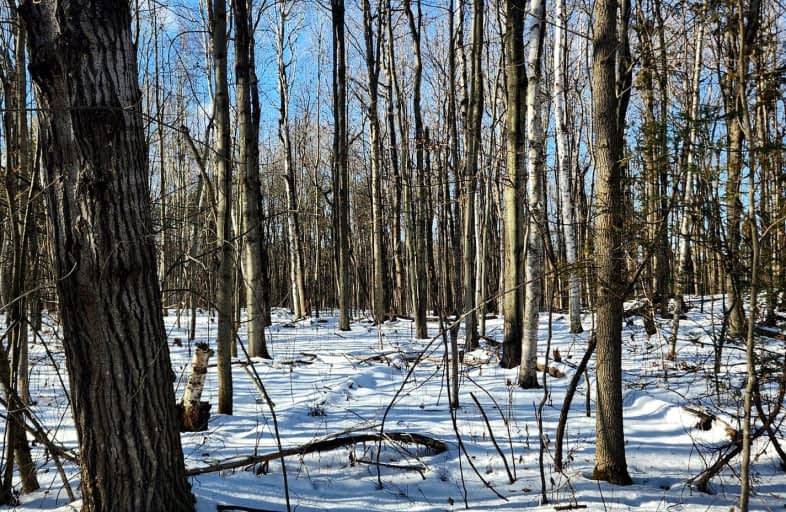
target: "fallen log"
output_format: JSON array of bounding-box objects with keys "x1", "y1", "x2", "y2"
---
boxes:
[{"x1": 186, "y1": 431, "x2": 447, "y2": 477}]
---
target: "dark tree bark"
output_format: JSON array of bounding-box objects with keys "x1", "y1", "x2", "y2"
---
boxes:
[
  {"x1": 332, "y1": 0, "x2": 351, "y2": 331},
  {"x1": 590, "y1": 0, "x2": 633, "y2": 485},
  {"x1": 19, "y1": 1, "x2": 194, "y2": 509}
]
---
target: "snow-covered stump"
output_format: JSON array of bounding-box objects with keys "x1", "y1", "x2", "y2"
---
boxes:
[{"x1": 179, "y1": 343, "x2": 213, "y2": 431}]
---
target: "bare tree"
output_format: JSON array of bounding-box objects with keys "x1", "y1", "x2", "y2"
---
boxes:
[
  {"x1": 589, "y1": 0, "x2": 633, "y2": 485},
  {"x1": 235, "y1": 0, "x2": 270, "y2": 358}
]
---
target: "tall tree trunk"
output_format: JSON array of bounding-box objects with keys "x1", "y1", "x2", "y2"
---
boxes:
[
  {"x1": 403, "y1": 0, "x2": 428, "y2": 339},
  {"x1": 20, "y1": 0, "x2": 194, "y2": 508},
  {"x1": 590, "y1": 0, "x2": 633, "y2": 485},
  {"x1": 518, "y1": 0, "x2": 546, "y2": 388},
  {"x1": 363, "y1": 0, "x2": 387, "y2": 325},
  {"x1": 211, "y1": 0, "x2": 235, "y2": 414},
  {"x1": 462, "y1": 0, "x2": 483, "y2": 350},
  {"x1": 669, "y1": 18, "x2": 704, "y2": 359},
  {"x1": 235, "y1": 0, "x2": 270, "y2": 358},
  {"x1": 276, "y1": 1, "x2": 307, "y2": 321},
  {"x1": 553, "y1": 0, "x2": 582, "y2": 334},
  {"x1": 332, "y1": 0, "x2": 351, "y2": 331},
  {"x1": 501, "y1": 0, "x2": 525, "y2": 369}
]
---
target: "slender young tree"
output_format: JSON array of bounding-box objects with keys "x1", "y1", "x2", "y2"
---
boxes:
[
  {"x1": 19, "y1": 0, "x2": 194, "y2": 508},
  {"x1": 669, "y1": 17, "x2": 705, "y2": 359},
  {"x1": 462, "y1": 0, "x2": 484, "y2": 350},
  {"x1": 403, "y1": 0, "x2": 428, "y2": 339},
  {"x1": 211, "y1": 0, "x2": 235, "y2": 414},
  {"x1": 276, "y1": 0, "x2": 308, "y2": 320},
  {"x1": 501, "y1": 0, "x2": 526, "y2": 369},
  {"x1": 553, "y1": 0, "x2": 582, "y2": 334},
  {"x1": 363, "y1": 0, "x2": 387, "y2": 325},
  {"x1": 590, "y1": 0, "x2": 633, "y2": 485},
  {"x1": 235, "y1": 0, "x2": 270, "y2": 358},
  {"x1": 518, "y1": 0, "x2": 546, "y2": 389}
]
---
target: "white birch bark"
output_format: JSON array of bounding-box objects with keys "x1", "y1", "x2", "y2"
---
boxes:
[
  {"x1": 519, "y1": 0, "x2": 546, "y2": 388},
  {"x1": 553, "y1": 0, "x2": 582, "y2": 334}
]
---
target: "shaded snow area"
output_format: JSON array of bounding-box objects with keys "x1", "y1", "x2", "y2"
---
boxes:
[{"x1": 5, "y1": 296, "x2": 786, "y2": 511}]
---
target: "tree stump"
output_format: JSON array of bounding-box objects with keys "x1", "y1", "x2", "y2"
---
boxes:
[{"x1": 180, "y1": 343, "x2": 213, "y2": 432}]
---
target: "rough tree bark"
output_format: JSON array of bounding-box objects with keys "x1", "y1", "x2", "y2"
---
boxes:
[
  {"x1": 235, "y1": 0, "x2": 270, "y2": 358},
  {"x1": 19, "y1": 0, "x2": 195, "y2": 508},
  {"x1": 589, "y1": 0, "x2": 633, "y2": 485}
]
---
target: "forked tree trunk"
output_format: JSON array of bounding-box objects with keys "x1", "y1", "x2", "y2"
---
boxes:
[
  {"x1": 276, "y1": 1, "x2": 308, "y2": 321},
  {"x1": 403, "y1": 0, "x2": 428, "y2": 339},
  {"x1": 363, "y1": 0, "x2": 387, "y2": 325},
  {"x1": 235, "y1": 0, "x2": 270, "y2": 358},
  {"x1": 20, "y1": 1, "x2": 194, "y2": 509}
]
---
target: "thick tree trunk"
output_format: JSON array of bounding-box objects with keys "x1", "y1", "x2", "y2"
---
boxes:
[
  {"x1": 590, "y1": 0, "x2": 633, "y2": 485},
  {"x1": 20, "y1": 1, "x2": 194, "y2": 509}
]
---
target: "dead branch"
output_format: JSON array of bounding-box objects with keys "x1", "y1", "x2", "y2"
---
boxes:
[{"x1": 186, "y1": 431, "x2": 446, "y2": 477}]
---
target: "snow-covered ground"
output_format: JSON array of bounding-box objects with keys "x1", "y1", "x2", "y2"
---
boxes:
[{"x1": 5, "y1": 296, "x2": 786, "y2": 510}]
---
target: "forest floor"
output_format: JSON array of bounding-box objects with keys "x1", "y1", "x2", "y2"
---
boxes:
[{"x1": 4, "y1": 296, "x2": 786, "y2": 511}]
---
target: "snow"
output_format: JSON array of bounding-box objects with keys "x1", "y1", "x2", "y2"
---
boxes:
[{"x1": 4, "y1": 296, "x2": 786, "y2": 511}]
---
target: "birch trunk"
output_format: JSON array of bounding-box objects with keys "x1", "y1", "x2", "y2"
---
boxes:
[
  {"x1": 518, "y1": 0, "x2": 546, "y2": 389},
  {"x1": 553, "y1": 0, "x2": 582, "y2": 334}
]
